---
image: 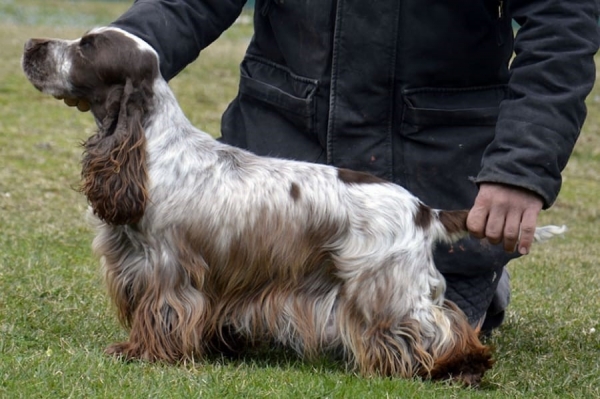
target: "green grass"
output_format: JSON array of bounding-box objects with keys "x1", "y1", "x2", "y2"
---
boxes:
[{"x1": 1, "y1": 2, "x2": 599, "y2": 397}]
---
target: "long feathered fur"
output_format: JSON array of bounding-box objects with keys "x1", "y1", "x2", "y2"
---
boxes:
[{"x1": 80, "y1": 79, "x2": 150, "y2": 225}]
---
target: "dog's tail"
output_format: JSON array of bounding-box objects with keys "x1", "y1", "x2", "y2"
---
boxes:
[{"x1": 429, "y1": 208, "x2": 567, "y2": 244}]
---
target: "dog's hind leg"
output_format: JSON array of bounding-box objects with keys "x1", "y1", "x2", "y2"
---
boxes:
[
  {"x1": 333, "y1": 251, "x2": 437, "y2": 378},
  {"x1": 333, "y1": 245, "x2": 492, "y2": 383}
]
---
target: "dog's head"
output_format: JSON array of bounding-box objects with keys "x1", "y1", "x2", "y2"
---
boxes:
[
  {"x1": 22, "y1": 27, "x2": 160, "y2": 225},
  {"x1": 22, "y1": 27, "x2": 159, "y2": 119}
]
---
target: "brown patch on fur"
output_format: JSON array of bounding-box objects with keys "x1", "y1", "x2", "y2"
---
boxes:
[
  {"x1": 69, "y1": 30, "x2": 159, "y2": 99},
  {"x1": 337, "y1": 168, "x2": 387, "y2": 185},
  {"x1": 414, "y1": 202, "x2": 433, "y2": 229},
  {"x1": 438, "y1": 209, "x2": 469, "y2": 235},
  {"x1": 290, "y1": 182, "x2": 301, "y2": 202}
]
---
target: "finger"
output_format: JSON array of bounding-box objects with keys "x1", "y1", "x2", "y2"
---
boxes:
[
  {"x1": 64, "y1": 97, "x2": 78, "y2": 107},
  {"x1": 485, "y1": 206, "x2": 506, "y2": 245},
  {"x1": 517, "y1": 209, "x2": 539, "y2": 255},
  {"x1": 76, "y1": 100, "x2": 90, "y2": 112},
  {"x1": 485, "y1": 208, "x2": 506, "y2": 245},
  {"x1": 502, "y1": 211, "x2": 522, "y2": 253},
  {"x1": 467, "y1": 206, "x2": 488, "y2": 239}
]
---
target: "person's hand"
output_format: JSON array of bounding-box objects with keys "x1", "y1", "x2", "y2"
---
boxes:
[
  {"x1": 467, "y1": 183, "x2": 543, "y2": 255},
  {"x1": 54, "y1": 95, "x2": 91, "y2": 112}
]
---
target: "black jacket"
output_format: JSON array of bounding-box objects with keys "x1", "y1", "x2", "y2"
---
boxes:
[{"x1": 112, "y1": 0, "x2": 599, "y2": 322}]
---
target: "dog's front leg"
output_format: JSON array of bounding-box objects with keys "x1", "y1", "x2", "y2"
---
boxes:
[
  {"x1": 105, "y1": 280, "x2": 209, "y2": 363},
  {"x1": 102, "y1": 231, "x2": 210, "y2": 363}
]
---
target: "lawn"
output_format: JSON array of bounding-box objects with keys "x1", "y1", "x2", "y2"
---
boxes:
[{"x1": 1, "y1": 1, "x2": 599, "y2": 398}]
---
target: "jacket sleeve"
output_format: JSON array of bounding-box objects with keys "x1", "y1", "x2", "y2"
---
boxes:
[
  {"x1": 476, "y1": 0, "x2": 599, "y2": 208},
  {"x1": 110, "y1": 0, "x2": 246, "y2": 80}
]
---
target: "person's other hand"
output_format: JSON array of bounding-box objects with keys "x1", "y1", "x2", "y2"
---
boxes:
[
  {"x1": 467, "y1": 183, "x2": 543, "y2": 255},
  {"x1": 54, "y1": 95, "x2": 91, "y2": 112}
]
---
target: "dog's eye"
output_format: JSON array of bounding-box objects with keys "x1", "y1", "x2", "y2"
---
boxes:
[{"x1": 79, "y1": 37, "x2": 94, "y2": 49}]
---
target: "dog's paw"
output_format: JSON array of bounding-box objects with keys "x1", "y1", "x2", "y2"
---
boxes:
[{"x1": 105, "y1": 342, "x2": 142, "y2": 361}]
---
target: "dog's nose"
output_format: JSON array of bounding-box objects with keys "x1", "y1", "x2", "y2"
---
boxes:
[{"x1": 24, "y1": 38, "x2": 50, "y2": 52}]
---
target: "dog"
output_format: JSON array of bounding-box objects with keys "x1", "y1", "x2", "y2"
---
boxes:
[{"x1": 22, "y1": 27, "x2": 566, "y2": 386}]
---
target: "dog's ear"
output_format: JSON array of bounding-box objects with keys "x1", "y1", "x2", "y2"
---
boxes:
[{"x1": 81, "y1": 78, "x2": 149, "y2": 225}]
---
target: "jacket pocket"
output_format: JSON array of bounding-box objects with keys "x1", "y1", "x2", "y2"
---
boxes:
[
  {"x1": 221, "y1": 55, "x2": 323, "y2": 162},
  {"x1": 396, "y1": 85, "x2": 508, "y2": 209},
  {"x1": 402, "y1": 85, "x2": 507, "y2": 129},
  {"x1": 239, "y1": 55, "x2": 318, "y2": 134}
]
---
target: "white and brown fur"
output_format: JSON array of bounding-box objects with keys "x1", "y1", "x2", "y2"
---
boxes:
[{"x1": 22, "y1": 27, "x2": 566, "y2": 386}]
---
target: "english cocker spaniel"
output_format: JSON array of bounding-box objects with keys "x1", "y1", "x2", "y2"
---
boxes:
[{"x1": 22, "y1": 27, "x2": 566, "y2": 386}]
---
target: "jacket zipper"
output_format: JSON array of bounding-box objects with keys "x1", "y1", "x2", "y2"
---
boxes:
[
  {"x1": 261, "y1": 0, "x2": 273, "y2": 16},
  {"x1": 261, "y1": 0, "x2": 283, "y2": 16},
  {"x1": 496, "y1": 0, "x2": 505, "y2": 45}
]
